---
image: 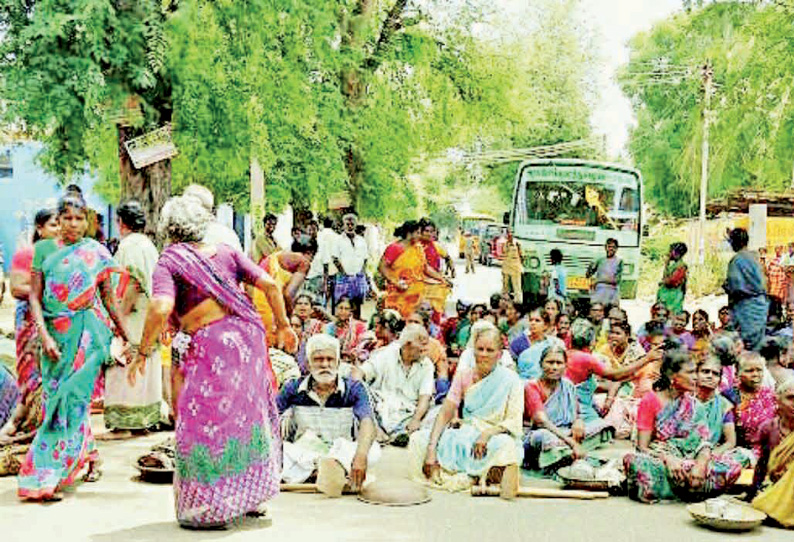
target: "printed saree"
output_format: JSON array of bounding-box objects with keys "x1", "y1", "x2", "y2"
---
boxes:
[
  {"x1": 384, "y1": 243, "x2": 427, "y2": 319},
  {"x1": 657, "y1": 259, "x2": 687, "y2": 315},
  {"x1": 700, "y1": 393, "x2": 755, "y2": 468},
  {"x1": 18, "y1": 238, "x2": 126, "y2": 500},
  {"x1": 753, "y1": 430, "x2": 794, "y2": 527},
  {"x1": 623, "y1": 393, "x2": 742, "y2": 503},
  {"x1": 158, "y1": 243, "x2": 281, "y2": 527},
  {"x1": 10, "y1": 247, "x2": 42, "y2": 427},
  {"x1": 411, "y1": 366, "x2": 523, "y2": 490}
]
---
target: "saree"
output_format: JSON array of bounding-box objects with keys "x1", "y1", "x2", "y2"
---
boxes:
[
  {"x1": 252, "y1": 251, "x2": 293, "y2": 335},
  {"x1": 10, "y1": 247, "x2": 43, "y2": 426},
  {"x1": 656, "y1": 259, "x2": 687, "y2": 315},
  {"x1": 18, "y1": 238, "x2": 126, "y2": 500},
  {"x1": 724, "y1": 250, "x2": 769, "y2": 350},
  {"x1": 700, "y1": 393, "x2": 755, "y2": 468},
  {"x1": 410, "y1": 366, "x2": 523, "y2": 490},
  {"x1": 753, "y1": 430, "x2": 794, "y2": 527},
  {"x1": 733, "y1": 386, "x2": 777, "y2": 458},
  {"x1": 422, "y1": 241, "x2": 450, "y2": 315},
  {"x1": 157, "y1": 243, "x2": 280, "y2": 527},
  {"x1": 0, "y1": 365, "x2": 19, "y2": 430},
  {"x1": 523, "y1": 378, "x2": 611, "y2": 470},
  {"x1": 623, "y1": 393, "x2": 743, "y2": 504},
  {"x1": 324, "y1": 318, "x2": 367, "y2": 364},
  {"x1": 383, "y1": 243, "x2": 426, "y2": 319},
  {"x1": 104, "y1": 232, "x2": 162, "y2": 431}
]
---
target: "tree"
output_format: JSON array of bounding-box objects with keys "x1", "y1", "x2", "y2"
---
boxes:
[
  {"x1": 621, "y1": 1, "x2": 794, "y2": 217},
  {"x1": 0, "y1": 0, "x2": 174, "y2": 235}
]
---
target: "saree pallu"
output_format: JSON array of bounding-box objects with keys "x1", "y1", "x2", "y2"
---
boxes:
[
  {"x1": 410, "y1": 366, "x2": 523, "y2": 490},
  {"x1": 252, "y1": 251, "x2": 292, "y2": 335},
  {"x1": 175, "y1": 316, "x2": 281, "y2": 526},
  {"x1": 384, "y1": 244, "x2": 426, "y2": 319},
  {"x1": 18, "y1": 238, "x2": 124, "y2": 500},
  {"x1": 700, "y1": 394, "x2": 756, "y2": 469},
  {"x1": 623, "y1": 394, "x2": 742, "y2": 504},
  {"x1": 753, "y1": 430, "x2": 794, "y2": 527},
  {"x1": 13, "y1": 301, "x2": 43, "y2": 431},
  {"x1": 523, "y1": 378, "x2": 611, "y2": 470}
]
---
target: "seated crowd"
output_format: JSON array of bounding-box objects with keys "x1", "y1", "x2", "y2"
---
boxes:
[{"x1": 274, "y1": 287, "x2": 794, "y2": 526}]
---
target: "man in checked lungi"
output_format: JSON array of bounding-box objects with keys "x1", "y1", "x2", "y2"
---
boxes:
[
  {"x1": 332, "y1": 213, "x2": 371, "y2": 319},
  {"x1": 277, "y1": 334, "x2": 380, "y2": 496}
]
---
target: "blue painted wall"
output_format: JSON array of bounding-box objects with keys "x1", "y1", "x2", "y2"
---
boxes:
[{"x1": 0, "y1": 143, "x2": 111, "y2": 272}]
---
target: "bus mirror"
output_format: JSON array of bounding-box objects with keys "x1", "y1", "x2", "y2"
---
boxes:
[{"x1": 503, "y1": 212, "x2": 510, "y2": 225}]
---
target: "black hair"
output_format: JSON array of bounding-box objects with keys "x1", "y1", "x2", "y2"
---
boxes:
[
  {"x1": 675, "y1": 310, "x2": 691, "y2": 324},
  {"x1": 549, "y1": 248, "x2": 563, "y2": 265},
  {"x1": 32, "y1": 208, "x2": 57, "y2": 243},
  {"x1": 759, "y1": 336, "x2": 784, "y2": 363},
  {"x1": 376, "y1": 310, "x2": 405, "y2": 335},
  {"x1": 728, "y1": 228, "x2": 749, "y2": 252},
  {"x1": 471, "y1": 303, "x2": 488, "y2": 316},
  {"x1": 644, "y1": 320, "x2": 666, "y2": 338},
  {"x1": 529, "y1": 307, "x2": 552, "y2": 326},
  {"x1": 611, "y1": 320, "x2": 632, "y2": 337},
  {"x1": 292, "y1": 239, "x2": 318, "y2": 255},
  {"x1": 606, "y1": 238, "x2": 619, "y2": 248},
  {"x1": 402, "y1": 220, "x2": 421, "y2": 235},
  {"x1": 489, "y1": 293, "x2": 502, "y2": 310},
  {"x1": 355, "y1": 225, "x2": 366, "y2": 236},
  {"x1": 65, "y1": 184, "x2": 83, "y2": 196},
  {"x1": 323, "y1": 216, "x2": 334, "y2": 228},
  {"x1": 654, "y1": 347, "x2": 692, "y2": 391},
  {"x1": 419, "y1": 217, "x2": 436, "y2": 230},
  {"x1": 294, "y1": 292, "x2": 315, "y2": 306},
  {"x1": 693, "y1": 309, "x2": 709, "y2": 323},
  {"x1": 57, "y1": 194, "x2": 87, "y2": 215},
  {"x1": 670, "y1": 242, "x2": 688, "y2": 257},
  {"x1": 336, "y1": 295, "x2": 353, "y2": 309},
  {"x1": 291, "y1": 226, "x2": 302, "y2": 234},
  {"x1": 117, "y1": 200, "x2": 146, "y2": 233},
  {"x1": 263, "y1": 213, "x2": 277, "y2": 225}
]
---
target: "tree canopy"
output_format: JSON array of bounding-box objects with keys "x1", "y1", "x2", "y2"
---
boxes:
[
  {"x1": 1, "y1": 0, "x2": 599, "y2": 223},
  {"x1": 621, "y1": 0, "x2": 794, "y2": 217}
]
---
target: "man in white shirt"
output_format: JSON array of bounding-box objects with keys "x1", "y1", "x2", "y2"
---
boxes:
[
  {"x1": 306, "y1": 216, "x2": 338, "y2": 306},
  {"x1": 332, "y1": 213, "x2": 370, "y2": 317},
  {"x1": 356, "y1": 324, "x2": 436, "y2": 445},
  {"x1": 182, "y1": 184, "x2": 243, "y2": 252}
]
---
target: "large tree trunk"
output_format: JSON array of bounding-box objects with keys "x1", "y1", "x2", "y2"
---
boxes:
[{"x1": 118, "y1": 125, "x2": 172, "y2": 242}]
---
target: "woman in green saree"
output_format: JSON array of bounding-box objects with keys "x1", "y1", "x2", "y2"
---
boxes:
[
  {"x1": 656, "y1": 242, "x2": 688, "y2": 315},
  {"x1": 18, "y1": 195, "x2": 131, "y2": 501}
]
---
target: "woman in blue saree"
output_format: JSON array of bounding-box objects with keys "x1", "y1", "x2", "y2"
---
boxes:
[
  {"x1": 18, "y1": 196, "x2": 130, "y2": 501},
  {"x1": 723, "y1": 228, "x2": 768, "y2": 351},
  {"x1": 413, "y1": 326, "x2": 523, "y2": 498}
]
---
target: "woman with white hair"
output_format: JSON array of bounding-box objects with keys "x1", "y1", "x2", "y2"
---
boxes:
[
  {"x1": 128, "y1": 194, "x2": 296, "y2": 529},
  {"x1": 751, "y1": 378, "x2": 794, "y2": 527},
  {"x1": 457, "y1": 320, "x2": 515, "y2": 372},
  {"x1": 414, "y1": 325, "x2": 523, "y2": 497},
  {"x1": 182, "y1": 184, "x2": 242, "y2": 251}
]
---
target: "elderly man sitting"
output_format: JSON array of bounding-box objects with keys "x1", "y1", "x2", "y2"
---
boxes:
[
  {"x1": 356, "y1": 323, "x2": 436, "y2": 446},
  {"x1": 277, "y1": 334, "x2": 380, "y2": 496}
]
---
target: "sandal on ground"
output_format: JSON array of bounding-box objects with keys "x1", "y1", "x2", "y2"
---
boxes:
[{"x1": 83, "y1": 467, "x2": 103, "y2": 483}]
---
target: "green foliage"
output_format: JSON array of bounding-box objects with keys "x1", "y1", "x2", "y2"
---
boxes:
[{"x1": 622, "y1": 1, "x2": 794, "y2": 217}]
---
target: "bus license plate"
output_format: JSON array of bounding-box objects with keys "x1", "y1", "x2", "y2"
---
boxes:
[{"x1": 568, "y1": 276, "x2": 591, "y2": 290}]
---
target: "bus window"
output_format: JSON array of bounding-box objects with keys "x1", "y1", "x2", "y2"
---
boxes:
[{"x1": 620, "y1": 187, "x2": 639, "y2": 212}]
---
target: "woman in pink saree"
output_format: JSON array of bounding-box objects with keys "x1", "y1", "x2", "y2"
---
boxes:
[{"x1": 128, "y1": 195, "x2": 296, "y2": 529}]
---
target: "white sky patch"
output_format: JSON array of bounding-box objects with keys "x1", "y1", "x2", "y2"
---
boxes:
[{"x1": 487, "y1": 0, "x2": 682, "y2": 158}]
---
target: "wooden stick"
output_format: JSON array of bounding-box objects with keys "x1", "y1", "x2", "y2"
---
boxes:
[
  {"x1": 471, "y1": 486, "x2": 609, "y2": 500},
  {"x1": 279, "y1": 483, "x2": 357, "y2": 495}
]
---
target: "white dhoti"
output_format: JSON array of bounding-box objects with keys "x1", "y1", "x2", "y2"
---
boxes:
[{"x1": 282, "y1": 431, "x2": 382, "y2": 483}]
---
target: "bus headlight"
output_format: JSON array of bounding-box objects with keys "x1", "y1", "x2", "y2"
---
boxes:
[{"x1": 529, "y1": 256, "x2": 541, "y2": 270}]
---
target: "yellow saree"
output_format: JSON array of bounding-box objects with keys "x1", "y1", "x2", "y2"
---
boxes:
[
  {"x1": 384, "y1": 243, "x2": 427, "y2": 318},
  {"x1": 253, "y1": 251, "x2": 292, "y2": 335},
  {"x1": 753, "y1": 430, "x2": 794, "y2": 527}
]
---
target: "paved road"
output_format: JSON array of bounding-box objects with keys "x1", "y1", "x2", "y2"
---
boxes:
[{"x1": 1, "y1": 264, "x2": 761, "y2": 542}]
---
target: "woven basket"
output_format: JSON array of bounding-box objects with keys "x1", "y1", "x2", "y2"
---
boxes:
[{"x1": 687, "y1": 502, "x2": 766, "y2": 532}]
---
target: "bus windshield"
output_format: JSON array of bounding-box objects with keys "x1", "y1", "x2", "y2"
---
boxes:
[{"x1": 515, "y1": 165, "x2": 640, "y2": 237}]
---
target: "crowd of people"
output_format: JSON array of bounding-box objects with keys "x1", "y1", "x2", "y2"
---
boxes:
[{"x1": 0, "y1": 188, "x2": 793, "y2": 531}]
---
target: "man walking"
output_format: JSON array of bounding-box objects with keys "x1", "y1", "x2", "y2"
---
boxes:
[
  {"x1": 501, "y1": 228, "x2": 524, "y2": 304},
  {"x1": 251, "y1": 213, "x2": 279, "y2": 265}
]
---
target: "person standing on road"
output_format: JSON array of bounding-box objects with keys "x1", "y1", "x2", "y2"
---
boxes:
[
  {"x1": 463, "y1": 231, "x2": 476, "y2": 274},
  {"x1": 420, "y1": 218, "x2": 454, "y2": 323},
  {"x1": 723, "y1": 228, "x2": 769, "y2": 351},
  {"x1": 548, "y1": 248, "x2": 567, "y2": 305},
  {"x1": 766, "y1": 245, "x2": 788, "y2": 320},
  {"x1": 656, "y1": 242, "x2": 688, "y2": 315},
  {"x1": 586, "y1": 238, "x2": 623, "y2": 311},
  {"x1": 252, "y1": 213, "x2": 279, "y2": 266},
  {"x1": 332, "y1": 213, "x2": 369, "y2": 318},
  {"x1": 99, "y1": 201, "x2": 162, "y2": 440},
  {"x1": 305, "y1": 216, "x2": 337, "y2": 306},
  {"x1": 18, "y1": 195, "x2": 132, "y2": 501},
  {"x1": 129, "y1": 194, "x2": 296, "y2": 529},
  {"x1": 501, "y1": 229, "x2": 524, "y2": 305}
]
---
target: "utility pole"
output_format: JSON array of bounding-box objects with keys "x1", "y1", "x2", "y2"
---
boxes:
[{"x1": 698, "y1": 62, "x2": 713, "y2": 265}]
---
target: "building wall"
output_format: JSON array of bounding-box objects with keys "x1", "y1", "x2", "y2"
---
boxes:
[{"x1": 0, "y1": 143, "x2": 109, "y2": 272}]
